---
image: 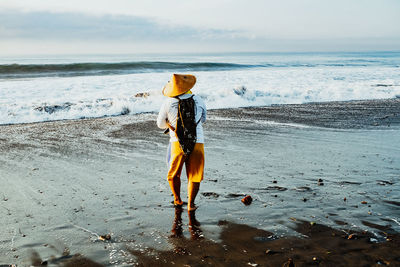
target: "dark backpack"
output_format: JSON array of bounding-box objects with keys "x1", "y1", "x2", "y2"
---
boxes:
[{"x1": 175, "y1": 95, "x2": 199, "y2": 155}]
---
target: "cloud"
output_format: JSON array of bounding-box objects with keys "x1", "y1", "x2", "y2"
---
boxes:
[
  {"x1": 0, "y1": 10, "x2": 239, "y2": 42},
  {"x1": 0, "y1": 9, "x2": 253, "y2": 55},
  {"x1": 0, "y1": 0, "x2": 400, "y2": 55},
  {"x1": 1, "y1": 0, "x2": 399, "y2": 40}
]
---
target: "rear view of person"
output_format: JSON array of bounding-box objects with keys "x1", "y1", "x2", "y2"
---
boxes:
[{"x1": 157, "y1": 74, "x2": 206, "y2": 211}]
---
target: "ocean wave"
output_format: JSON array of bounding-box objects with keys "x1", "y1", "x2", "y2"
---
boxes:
[
  {"x1": 2, "y1": 82, "x2": 400, "y2": 125},
  {"x1": 1, "y1": 58, "x2": 396, "y2": 79},
  {"x1": 0, "y1": 61, "x2": 255, "y2": 79},
  {"x1": 2, "y1": 53, "x2": 400, "y2": 125}
]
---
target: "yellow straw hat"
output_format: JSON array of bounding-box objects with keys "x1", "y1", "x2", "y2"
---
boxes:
[{"x1": 162, "y1": 74, "x2": 196, "y2": 97}]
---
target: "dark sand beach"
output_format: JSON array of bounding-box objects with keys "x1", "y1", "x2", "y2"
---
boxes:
[{"x1": 1, "y1": 98, "x2": 400, "y2": 266}]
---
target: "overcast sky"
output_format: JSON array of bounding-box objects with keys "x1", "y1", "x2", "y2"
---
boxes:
[{"x1": 1, "y1": 0, "x2": 399, "y2": 55}]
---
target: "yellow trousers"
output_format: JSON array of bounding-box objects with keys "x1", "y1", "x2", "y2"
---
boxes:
[{"x1": 167, "y1": 142, "x2": 204, "y2": 183}]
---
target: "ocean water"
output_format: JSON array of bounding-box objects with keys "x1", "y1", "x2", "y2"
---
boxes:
[{"x1": 1, "y1": 52, "x2": 400, "y2": 125}]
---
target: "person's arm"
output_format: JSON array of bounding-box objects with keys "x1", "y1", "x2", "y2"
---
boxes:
[
  {"x1": 157, "y1": 102, "x2": 168, "y2": 129},
  {"x1": 157, "y1": 101, "x2": 176, "y2": 132},
  {"x1": 199, "y1": 97, "x2": 206, "y2": 123}
]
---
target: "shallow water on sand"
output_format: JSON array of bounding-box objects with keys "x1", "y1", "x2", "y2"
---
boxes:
[
  {"x1": 0, "y1": 109, "x2": 399, "y2": 265},
  {"x1": 204, "y1": 119, "x2": 400, "y2": 235}
]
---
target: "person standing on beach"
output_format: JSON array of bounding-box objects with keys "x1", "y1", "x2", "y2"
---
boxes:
[{"x1": 157, "y1": 74, "x2": 206, "y2": 211}]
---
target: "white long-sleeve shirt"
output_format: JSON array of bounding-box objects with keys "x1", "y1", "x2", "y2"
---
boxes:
[{"x1": 157, "y1": 94, "x2": 206, "y2": 143}]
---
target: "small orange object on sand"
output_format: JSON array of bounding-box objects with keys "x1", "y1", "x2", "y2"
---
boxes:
[
  {"x1": 241, "y1": 195, "x2": 252, "y2": 205},
  {"x1": 99, "y1": 234, "x2": 111, "y2": 241}
]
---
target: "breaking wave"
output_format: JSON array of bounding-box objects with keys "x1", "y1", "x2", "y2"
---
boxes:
[{"x1": 1, "y1": 52, "x2": 400, "y2": 125}]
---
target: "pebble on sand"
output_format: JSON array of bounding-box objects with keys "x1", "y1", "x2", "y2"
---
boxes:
[
  {"x1": 265, "y1": 249, "x2": 277, "y2": 255},
  {"x1": 283, "y1": 258, "x2": 295, "y2": 267},
  {"x1": 241, "y1": 195, "x2": 253, "y2": 205},
  {"x1": 99, "y1": 234, "x2": 111, "y2": 241},
  {"x1": 347, "y1": 234, "x2": 356, "y2": 240}
]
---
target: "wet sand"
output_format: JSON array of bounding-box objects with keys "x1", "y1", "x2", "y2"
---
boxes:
[
  {"x1": 132, "y1": 212, "x2": 400, "y2": 267},
  {"x1": 0, "y1": 98, "x2": 400, "y2": 266}
]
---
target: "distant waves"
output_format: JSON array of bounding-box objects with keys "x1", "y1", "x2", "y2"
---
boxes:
[
  {"x1": 1, "y1": 57, "x2": 397, "y2": 79},
  {"x1": 0, "y1": 62, "x2": 253, "y2": 79}
]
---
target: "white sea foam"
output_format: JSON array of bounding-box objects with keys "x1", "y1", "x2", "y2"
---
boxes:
[{"x1": 1, "y1": 53, "x2": 400, "y2": 125}]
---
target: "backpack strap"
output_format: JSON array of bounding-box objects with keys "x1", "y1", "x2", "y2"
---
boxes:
[{"x1": 196, "y1": 117, "x2": 201, "y2": 125}]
